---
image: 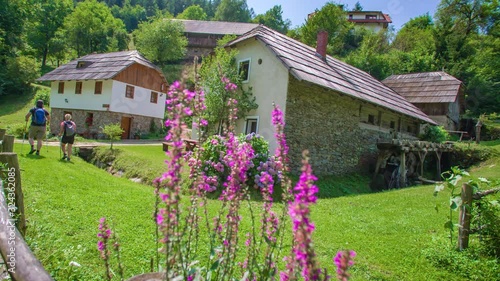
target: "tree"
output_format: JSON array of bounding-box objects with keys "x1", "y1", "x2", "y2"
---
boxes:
[
  {"x1": 298, "y1": 2, "x2": 353, "y2": 56},
  {"x1": 199, "y1": 36, "x2": 258, "y2": 135},
  {"x1": 111, "y1": 2, "x2": 147, "y2": 32},
  {"x1": 101, "y1": 123, "x2": 124, "y2": 150},
  {"x1": 252, "y1": 5, "x2": 291, "y2": 34},
  {"x1": 177, "y1": 5, "x2": 208, "y2": 20},
  {"x1": 61, "y1": 0, "x2": 129, "y2": 57},
  {"x1": 26, "y1": 0, "x2": 73, "y2": 68},
  {"x1": 214, "y1": 0, "x2": 253, "y2": 22},
  {"x1": 133, "y1": 16, "x2": 187, "y2": 66},
  {"x1": 353, "y1": 1, "x2": 363, "y2": 11}
]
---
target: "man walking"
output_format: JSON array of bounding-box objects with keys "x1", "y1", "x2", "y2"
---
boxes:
[{"x1": 25, "y1": 100, "x2": 50, "y2": 155}]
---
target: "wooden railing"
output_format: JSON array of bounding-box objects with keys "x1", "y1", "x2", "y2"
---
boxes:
[{"x1": 0, "y1": 129, "x2": 53, "y2": 280}]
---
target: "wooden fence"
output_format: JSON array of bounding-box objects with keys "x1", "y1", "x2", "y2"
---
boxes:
[
  {"x1": 0, "y1": 129, "x2": 53, "y2": 280},
  {"x1": 458, "y1": 183, "x2": 500, "y2": 250}
]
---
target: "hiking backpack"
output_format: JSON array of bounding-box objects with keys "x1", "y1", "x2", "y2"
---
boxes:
[
  {"x1": 64, "y1": 121, "x2": 76, "y2": 136},
  {"x1": 33, "y1": 107, "x2": 46, "y2": 125}
]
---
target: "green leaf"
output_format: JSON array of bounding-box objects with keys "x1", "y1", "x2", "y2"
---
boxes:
[
  {"x1": 450, "y1": 196, "x2": 462, "y2": 210},
  {"x1": 444, "y1": 220, "x2": 453, "y2": 230},
  {"x1": 210, "y1": 258, "x2": 221, "y2": 271},
  {"x1": 434, "y1": 184, "x2": 445, "y2": 196},
  {"x1": 434, "y1": 203, "x2": 439, "y2": 213}
]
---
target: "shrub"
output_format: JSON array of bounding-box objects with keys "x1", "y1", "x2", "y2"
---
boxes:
[
  {"x1": 6, "y1": 123, "x2": 27, "y2": 138},
  {"x1": 450, "y1": 143, "x2": 498, "y2": 168},
  {"x1": 100, "y1": 123, "x2": 124, "y2": 149},
  {"x1": 197, "y1": 133, "x2": 278, "y2": 192},
  {"x1": 34, "y1": 86, "x2": 51, "y2": 107},
  {"x1": 420, "y1": 125, "x2": 449, "y2": 143}
]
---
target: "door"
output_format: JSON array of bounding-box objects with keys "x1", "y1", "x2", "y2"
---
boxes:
[{"x1": 121, "y1": 117, "x2": 132, "y2": 139}]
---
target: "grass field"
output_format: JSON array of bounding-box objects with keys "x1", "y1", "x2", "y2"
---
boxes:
[
  {"x1": 10, "y1": 142, "x2": 500, "y2": 280},
  {"x1": 2, "y1": 92, "x2": 499, "y2": 280}
]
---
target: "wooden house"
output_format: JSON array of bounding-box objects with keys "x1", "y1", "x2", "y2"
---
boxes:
[
  {"x1": 175, "y1": 19, "x2": 258, "y2": 60},
  {"x1": 37, "y1": 50, "x2": 168, "y2": 139},
  {"x1": 382, "y1": 72, "x2": 464, "y2": 131},
  {"x1": 346, "y1": 10, "x2": 392, "y2": 32},
  {"x1": 225, "y1": 26, "x2": 436, "y2": 175}
]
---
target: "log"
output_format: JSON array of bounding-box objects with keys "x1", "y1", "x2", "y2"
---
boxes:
[
  {"x1": 458, "y1": 183, "x2": 473, "y2": 251},
  {"x1": 472, "y1": 187, "x2": 500, "y2": 200},
  {"x1": 0, "y1": 182, "x2": 53, "y2": 280},
  {"x1": 2, "y1": 135, "x2": 15, "y2": 153},
  {"x1": 0, "y1": 153, "x2": 26, "y2": 235},
  {"x1": 417, "y1": 176, "x2": 442, "y2": 185}
]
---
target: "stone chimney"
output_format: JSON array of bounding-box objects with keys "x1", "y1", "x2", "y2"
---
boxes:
[{"x1": 316, "y1": 30, "x2": 328, "y2": 61}]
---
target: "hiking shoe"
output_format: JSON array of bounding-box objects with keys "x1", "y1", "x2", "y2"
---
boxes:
[
  {"x1": 28, "y1": 149, "x2": 36, "y2": 154},
  {"x1": 62, "y1": 155, "x2": 67, "y2": 160},
  {"x1": 35, "y1": 151, "x2": 40, "y2": 156},
  {"x1": 67, "y1": 157, "x2": 71, "y2": 161}
]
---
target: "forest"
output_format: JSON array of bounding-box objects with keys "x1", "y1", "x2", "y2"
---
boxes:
[{"x1": 0, "y1": 0, "x2": 498, "y2": 116}]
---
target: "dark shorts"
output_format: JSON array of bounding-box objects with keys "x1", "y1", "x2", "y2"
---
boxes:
[{"x1": 61, "y1": 135, "x2": 75, "y2": 144}]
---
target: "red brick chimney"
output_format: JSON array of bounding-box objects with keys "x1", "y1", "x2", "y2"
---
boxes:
[{"x1": 316, "y1": 30, "x2": 328, "y2": 61}]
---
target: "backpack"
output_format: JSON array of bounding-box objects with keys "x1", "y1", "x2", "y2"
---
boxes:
[
  {"x1": 64, "y1": 121, "x2": 76, "y2": 136},
  {"x1": 33, "y1": 107, "x2": 46, "y2": 125}
]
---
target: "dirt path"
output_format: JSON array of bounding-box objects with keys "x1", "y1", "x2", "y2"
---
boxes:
[{"x1": 14, "y1": 138, "x2": 165, "y2": 147}]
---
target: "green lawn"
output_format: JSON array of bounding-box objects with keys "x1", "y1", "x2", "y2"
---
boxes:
[
  {"x1": 0, "y1": 84, "x2": 48, "y2": 128},
  {"x1": 11, "y1": 142, "x2": 499, "y2": 280}
]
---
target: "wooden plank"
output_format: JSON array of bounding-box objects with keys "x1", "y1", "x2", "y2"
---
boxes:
[{"x1": 0, "y1": 153, "x2": 26, "y2": 235}]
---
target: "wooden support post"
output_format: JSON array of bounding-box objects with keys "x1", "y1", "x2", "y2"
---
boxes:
[
  {"x1": 435, "y1": 150, "x2": 443, "y2": 181},
  {"x1": 2, "y1": 135, "x2": 15, "y2": 153},
  {"x1": 399, "y1": 151, "x2": 406, "y2": 187},
  {"x1": 0, "y1": 187, "x2": 53, "y2": 280},
  {"x1": 417, "y1": 150, "x2": 428, "y2": 178},
  {"x1": 0, "y1": 153, "x2": 26, "y2": 236},
  {"x1": 0, "y1": 128, "x2": 6, "y2": 140},
  {"x1": 458, "y1": 183, "x2": 473, "y2": 251}
]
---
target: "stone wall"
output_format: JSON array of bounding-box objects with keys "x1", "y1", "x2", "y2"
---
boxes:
[
  {"x1": 50, "y1": 108, "x2": 163, "y2": 139},
  {"x1": 285, "y1": 77, "x2": 403, "y2": 176}
]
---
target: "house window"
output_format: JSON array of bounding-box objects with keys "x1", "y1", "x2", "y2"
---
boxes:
[
  {"x1": 125, "y1": 85, "x2": 134, "y2": 99},
  {"x1": 368, "y1": 114, "x2": 375, "y2": 125},
  {"x1": 390, "y1": 121, "x2": 396, "y2": 129},
  {"x1": 245, "y1": 117, "x2": 258, "y2": 134},
  {"x1": 58, "y1": 82, "x2": 64, "y2": 94},
  {"x1": 85, "y1": 112, "x2": 94, "y2": 127},
  {"x1": 150, "y1": 91, "x2": 158, "y2": 103},
  {"x1": 349, "y1": 14, "x2": 353, "y2": 19},
  {"x1": 366, "y1": 14, "x2": 377, "y2": 19},
  {"x1": 238, "y1": 59, "x2": 251, "y2": 82},
  {"x1": 75, "y1": 82, "x2": 82, "y2": 94},
  {"x1": 94, "y1": 81, "x2": 102, "y2": 95},
  {"x1": 77, "y1": 61, "x2": 85, "y2": 68}
]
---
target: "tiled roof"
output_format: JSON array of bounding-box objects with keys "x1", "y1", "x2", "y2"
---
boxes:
[
  {"x1": 382, "y1": 72, "x2": 462, "y2": 103},
  {"x1": 226, "y1": 25, "x2": 435, "y2": 124},
  {"x1": 37, "y1": 50, "x2": 165, "y2": 82},
  {"x1": 175, "y1": 19, "x2": 259, "y2": 36}
]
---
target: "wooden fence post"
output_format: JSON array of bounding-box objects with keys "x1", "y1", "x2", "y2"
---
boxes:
[
  {"x1": 0, "y1": 153, "x2": 26, "y2": 235},
  {"x1": 458, "y1": 183, "x2": 473, "y2": 251},
  {"x1": 2, "y1": 135, "x2": 15, "y2": 153},
  {"x1": 0, "y1": 128, "x2": 5, "y2": 152},
  {"x1": 0, "y1": 185, "x2": 53, "y2": 280}
]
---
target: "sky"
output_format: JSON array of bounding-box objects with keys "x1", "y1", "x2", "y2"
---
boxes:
[{"x1": 246, "y1": 0, "x2": 442, "y2": 30}]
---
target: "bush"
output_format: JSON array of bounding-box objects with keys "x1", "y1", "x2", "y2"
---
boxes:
[
  {"x1": 420, "y1": 125, "x2": 449, "y2": 143},
  {"x1": 473, "y1": 191, "x2": 500, "y2": 257},
  {"x1": 6, "y1": 123, "x2": 28, "y2": 138},
  {"x1": 34, "y1": 86, "x2": 51, "y2": 107},
  {"x1": 450, "y1": 143, "x2": 498, "y2": 168},
  {"x1": 197, "y1": 133, "x2": 279, "y2": 192},
  {"x1": 100, "y1": 123, "x2": 124, "y2": 149}
]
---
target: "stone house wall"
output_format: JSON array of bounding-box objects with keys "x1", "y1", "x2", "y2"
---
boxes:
[
  {"x1": 285, "y1": 77, "x2": 417, "y2": 176},
  {"x1": 50, "y1": 108, "x2": 163, "y2": 139}
]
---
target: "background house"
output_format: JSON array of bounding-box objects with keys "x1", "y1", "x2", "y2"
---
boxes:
[
  {"x1": 37, "y1": 50, "x2": 168, "y2": 139},
  {"x1": 382, "y1": 72, "x2": 464, "y2": 131},
  {"x1": 176, "y1": 19, "x2": 258, "y2": 61},
  {"x1": 226, "y1": 26, "x2": 435, "y2": 176},
  {"x1": 346, "y1": 10, "x2": 392, "y2": 32}
]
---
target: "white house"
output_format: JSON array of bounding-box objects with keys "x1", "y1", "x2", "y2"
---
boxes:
[
  {"x1": 225, "y1": 26, "x2": 435, "y2": 175},
  {"x1": 37, "y1": 50, "x2": 168, "y2": 139},
  {"x1": 346, "y1": 10, "x2": 392, "y2": 32}
]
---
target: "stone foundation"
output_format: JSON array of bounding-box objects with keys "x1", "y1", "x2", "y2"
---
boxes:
[{"x1": 50, "y1": 108, "x2": 163, "y2": 139}]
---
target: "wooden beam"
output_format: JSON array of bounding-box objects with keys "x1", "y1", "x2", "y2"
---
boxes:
[
  {"x1": 2, "y1": 135, "x2": 15, "y2": 153},
  {"x1": 399, "y1": 152, "x2": 406, "y2": 187}
]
